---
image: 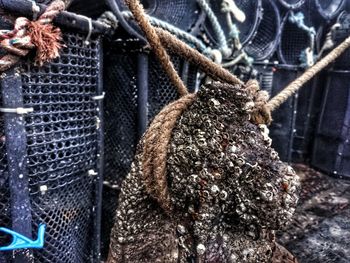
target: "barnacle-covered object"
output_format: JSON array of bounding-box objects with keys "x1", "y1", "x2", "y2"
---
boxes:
[{"x1": 107, "y1": 82, "x2": 300, "y2": 263}]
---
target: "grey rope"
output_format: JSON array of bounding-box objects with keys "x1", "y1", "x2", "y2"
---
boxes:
[
  {"x1": 197, "y1": 0, "x2": 231, "y2": 58},
  {"x1": 221, "y1": 1, "x2": 253, "y2": 67}
]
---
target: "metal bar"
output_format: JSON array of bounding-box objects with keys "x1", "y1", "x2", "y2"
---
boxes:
[
  {"x1": 93, "y1": 38, "x2": 104, "y2": 263},
  {"x1": 0, "y1": 0, "x2": 111, "y2": 35},
  {"x1": 0, "y1": 68, "x2": 33, "y2": 263},
  {"x1": 137, "y1": 53, "x2": 149, "y2": 138}
]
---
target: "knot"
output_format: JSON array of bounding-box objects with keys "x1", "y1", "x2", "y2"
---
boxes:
[
  {"x1": 0, "y1": 0, "x2": 65, "y2": 72},
  {"x1": 245, "y1": 80, "x2": 272, "y2": 125}
]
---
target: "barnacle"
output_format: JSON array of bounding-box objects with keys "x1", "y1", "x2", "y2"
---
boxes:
[{"x1": 107, "y1": 82, "x2": 300, "y2": 263}]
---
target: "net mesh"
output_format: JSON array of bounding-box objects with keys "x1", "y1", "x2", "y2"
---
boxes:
[
  {"x1": 279, "y1": 16, "x2": 310, "y2": 65},
  {"x1": 244, "y1": 0, "x2": 280, "y2": 61},
  {"x1": 0, "y1": 31, "x2": 101, "y2": 263}
]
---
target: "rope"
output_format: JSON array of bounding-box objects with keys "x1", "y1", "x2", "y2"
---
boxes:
[
  {"x1": 124, "y1": 0, "x2": 188, "y2": 96},
  {"x1": 142, "y1": 94, "x2": 196, "y2": 213},
  {"x1": 156, "y1": 28, "x2": 243, "y2": 86},
  {"x1": 122, "y1": 11, "x2": 209, "y2": 54},
  {"x1": 197, "y1": 0, "x2": 231, "y2": 58},
  {"x1": 267, "y1": 34, "x2": 350, "y2": 112},
  {"x1": 0, "y1": 0, "x2": 65, "y2": 71}
]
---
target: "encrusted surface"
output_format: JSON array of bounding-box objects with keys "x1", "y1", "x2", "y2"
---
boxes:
[{"x1": 108, "y1": 82, "x2": 300, "y2": 263}]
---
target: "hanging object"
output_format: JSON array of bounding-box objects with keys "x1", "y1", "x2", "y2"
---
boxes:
[
  {"x1": 244, "y1": 0, "x2": 281, "y2": 61},
  {"x1": 107, "y1": 82, "x2": 300, "y2": 263}
]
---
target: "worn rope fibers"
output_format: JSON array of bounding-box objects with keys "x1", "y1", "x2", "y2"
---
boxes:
[{"x1": 0, "y1": 0, "x2": 65, "y2": 71}]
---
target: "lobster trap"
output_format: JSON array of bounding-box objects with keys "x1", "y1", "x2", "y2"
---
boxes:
[{"x1": 0, "y1": 1, "x2": 108, "y2": 262}]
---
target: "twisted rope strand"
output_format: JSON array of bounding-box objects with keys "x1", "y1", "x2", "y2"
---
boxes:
[
  {"x1": 142, "y1": 94, "x2": 196, "y2": 213},
  {"x1": 124, "y1": 0, "x2": 188, "y2": 96},
  {"x1": 156, "y1": 28, "x2": 243, "y2": 86}
]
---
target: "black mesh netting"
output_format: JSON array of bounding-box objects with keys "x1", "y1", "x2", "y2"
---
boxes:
[
  {"x1": 244, "y1": 0, "x2": 280, "y2": 61},
  {"x1": 0, "y1": 31, "x2": 102, "y2": 263},
  {"x1": 278, "y1": 14, "x2": 310, "y2": 65},
  {"x1": 312, "y1": 71, "x2": 350, "y2": 178},
  {"x1": 203, "y1": 0, "x2": 261, "y2": 47}
]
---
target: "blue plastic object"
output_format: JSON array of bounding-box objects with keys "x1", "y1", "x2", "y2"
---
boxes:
[{"x1": 0, "y1": 224, "x2": 46, "y2": 251}]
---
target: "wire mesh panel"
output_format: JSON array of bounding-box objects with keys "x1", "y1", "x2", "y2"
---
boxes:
[
  {"x1": 312, "y1": 70, "x2": 350, "y2": 179},
  {"x1": 244, "y1": 0, "x2": 280, "y2": 61},
  {"x1": 278, "y1": 12, "x2": 312, "y2": 65},
  {"x1": 0, "y1": 29, "x2": 103, "y2": 263}
]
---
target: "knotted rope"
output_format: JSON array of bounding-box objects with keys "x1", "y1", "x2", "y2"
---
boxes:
[{"x1": 0, "y1": 0, "x2": 65, "y2": 72}]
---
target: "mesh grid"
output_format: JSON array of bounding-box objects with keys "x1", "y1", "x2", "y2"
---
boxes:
[
  {"x1": 15, "y1": 31, "x2": 101, "y2": 263},
  {"x1": 100, "y1": 51, "x2": 138, "y2": 258},
  {"x1": 244, "y1": 0, "x2": 280, "y2": 61},
  {"x1": 278, "y1": 15, "x2": 310, "y2": 65},
  {"x1": 148, "y1": 54, "x2": 181, "y2": 119}
]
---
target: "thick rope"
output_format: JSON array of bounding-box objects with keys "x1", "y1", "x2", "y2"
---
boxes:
[
  {"x1": 156, "y1": 28, "x2": 244, "y2": 86},
  {"x1": 267, "y1": 35, "x2": 350, "y2": 112},
  {"x1": 142, "y1": 94, "x2": 196, "y2": 213},
  {"x1": 0, "y1": 0, "x2": 65, "y2": 71},
  {"x1": 124, "y1": 0, "x2": 188, "y2": 96}
]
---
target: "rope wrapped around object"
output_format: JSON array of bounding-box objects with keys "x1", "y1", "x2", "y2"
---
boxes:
[{"x1": 0, "y1": 0, "x2": 65, "y2": 72}]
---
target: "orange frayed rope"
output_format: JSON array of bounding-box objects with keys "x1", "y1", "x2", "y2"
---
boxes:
[{"x1": 0, "y1": 0, "x2": 65, "y2": 71}]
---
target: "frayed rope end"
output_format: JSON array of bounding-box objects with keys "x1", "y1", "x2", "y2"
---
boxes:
[{"x1": 27, "y1": 21, "x2": 62, "y2": 66}]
